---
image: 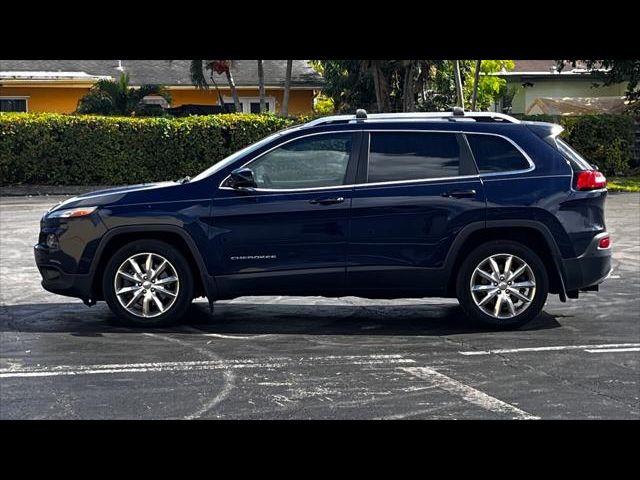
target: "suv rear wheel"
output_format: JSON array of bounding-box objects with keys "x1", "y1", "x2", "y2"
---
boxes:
[
  {"x1": 103, "y1": 239, "x2": 194, "y2": 327},
  {"x1": 456, "y1": 240, "x2": 549, "y2": 328}
]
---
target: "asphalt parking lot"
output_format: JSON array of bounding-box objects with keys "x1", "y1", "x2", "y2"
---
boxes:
[{"x1": 0, "y1": 193, "x2": 638, "y2": 419}]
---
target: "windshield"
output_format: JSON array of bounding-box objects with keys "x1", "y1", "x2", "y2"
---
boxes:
[{"x1": 191, "y1": 127, "x2": 300, "y2": 182}]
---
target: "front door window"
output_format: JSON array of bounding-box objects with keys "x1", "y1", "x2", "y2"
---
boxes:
[{"x1": 246, "y1": 133, "x2": 353, "y2": 190}]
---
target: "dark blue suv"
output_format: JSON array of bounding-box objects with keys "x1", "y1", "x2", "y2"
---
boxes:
[{"x1": 34, "y1": 109, "x2": 612, "y2": 328}]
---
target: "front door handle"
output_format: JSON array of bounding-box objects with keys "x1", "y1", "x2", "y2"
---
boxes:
[
  {"x1": 441, "y1": 189, "x2": 476, "y2": 198},
  {"x1": 309, "y1": 197, "x2": 345, "y2": 205}
]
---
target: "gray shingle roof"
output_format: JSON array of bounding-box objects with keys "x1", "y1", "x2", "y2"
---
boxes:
[
  {"x1": 509, "y1": 60, "x2": 590, "y2": 73},
  {"x1": 0, "y1": 60, "x2": 324, "y2": 87}
]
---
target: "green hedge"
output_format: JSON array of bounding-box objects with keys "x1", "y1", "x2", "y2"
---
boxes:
[
  {"x1": 1, "y1": 112, "x2": 636, "y2": 185},
  {"x1": 0, "y1": 113, "x2": 296, "y2": 186},
  {"x1": 517, "y1": 114, "x2": 637, "y2": 175}
]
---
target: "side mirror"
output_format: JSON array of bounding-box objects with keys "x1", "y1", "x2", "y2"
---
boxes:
[{"x1": 228, "y1": 167, "x2": 257, "y2": 190}]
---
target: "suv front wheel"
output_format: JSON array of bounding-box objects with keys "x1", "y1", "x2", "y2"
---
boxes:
[
  {"x1": 456, "y1": 240, "x2": 549, "y2": 328},
  {"x1": 103, "y1": 239, "x2": 194, "y2": 327}
]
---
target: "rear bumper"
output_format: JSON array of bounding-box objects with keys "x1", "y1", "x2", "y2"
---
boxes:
[
  {"x1": 561, "y1": 232, "x2": 612, "y2": 291},
  {"x1": 34, "y1": 244, "x2": 93, "y2": 300}
]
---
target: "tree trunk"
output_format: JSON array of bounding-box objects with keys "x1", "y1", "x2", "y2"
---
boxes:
[
  {"x1": 402, "y1": 61, "x2": 417, "y2": 112},
  {"x1": 257, "y1": 60, "x2": 266, "y2": 113},
  {"x1": 208, "y1": 71, "x2": 226, "y2": 109},
  {"x1": 470, "y1": 60, "x2": 482, "y2": 111},
  {"x1": 454, "y1": 60, "x2": 464, "y2": 108},
  {"x1": 225, "y1": 69, "x2": 242, "y2": 113},
  {"x1": 281, "y1": 59, "x2": 292, "y2": 116},
  {"x1": 371, "y1": 60, "x2": 390, "y2": 112}
]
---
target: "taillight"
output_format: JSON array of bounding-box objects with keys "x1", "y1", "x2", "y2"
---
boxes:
[
  {"x1": 575, "y1": 170, "x2": 607, "y2": 190},
  {"x1": 598, "y1": 236, "x2": 611, "y2": 249}
]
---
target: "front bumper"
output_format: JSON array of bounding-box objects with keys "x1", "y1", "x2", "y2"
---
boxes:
[
  {"x1": 34, "y1": 244, "x2": 93, "y2": 300},
  {"x1": 561, "y1": 232, "x2": 612, "y2": 292}
]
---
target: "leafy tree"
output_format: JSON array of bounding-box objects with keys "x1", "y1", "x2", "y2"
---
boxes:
[
  {"x1": 76, "y1": 72, "x2": 170, "y2": 116},
  {"x1": 463, "y1": 60, "x2": 515, "y2": 111},
  {"x1": 311, "y1": 60, "x2": 377, "y2": 113},
  {"x1": 313, "y1": 94, "x2": 335, "y2": 115},
  {"x1": 190, "y1": 60, "x2": 241, "y2": 112},
  {"x1": 557, "y1": 60, "x2": 640, "y2": 106},
  {"x1": 313, "y1": 60, "x2": 512, "y2": 114}
]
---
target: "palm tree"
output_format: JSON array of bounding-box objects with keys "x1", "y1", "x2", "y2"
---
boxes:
[
  {"x1": 281, "y1": 60, "x2": 293, "y2": 116},
  {"x1": 453, "y1": 60, "x2": 464, "y2": 108},
  {"x1": 258, "y1": 60, "x2": 266, "y2": 113},
  {"x1": 76, "y1": 72, "x2": 170, "y2": 116},
  {"x1": 190, "y1": 60, "x2": 241, "y2": 112},
  {"x1": 470, "y1": 60, "x2": 482, "y2": 111},
  {"x1": 360, "y1": 60, "x2": 391, "y2": 113}
]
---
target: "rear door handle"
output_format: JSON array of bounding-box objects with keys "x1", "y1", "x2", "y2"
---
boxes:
[
  {"x1": 441, "y1": 189, "x2": 476, "y2": 198},
  {"x1": 309, "y1": 197, "x2": 345, "y2": 205}
]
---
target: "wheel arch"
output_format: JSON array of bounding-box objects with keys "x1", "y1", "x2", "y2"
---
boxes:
[
  {"x1": 445, "y1": 221, "x2": 567, "y2": 301},
  {"x1": 89, "y1": 225, "x2": 216, "y2": 302}
]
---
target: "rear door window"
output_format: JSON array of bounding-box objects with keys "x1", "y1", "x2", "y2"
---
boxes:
[
  {"x1": 466, "y1": 134, "x2": 531, "y2": 173},
  {"x1": 367, "y1": 132, "x2": 463, "y2": 183}
]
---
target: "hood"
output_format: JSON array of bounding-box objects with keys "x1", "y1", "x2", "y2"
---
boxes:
[{"x1": 49, "y1": 181, "x2": 178, "y2": 213}]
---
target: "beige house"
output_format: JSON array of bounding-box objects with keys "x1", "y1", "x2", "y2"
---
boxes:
[{"x1": 492, "y1": 60, "x2": 628, "y2": 115}]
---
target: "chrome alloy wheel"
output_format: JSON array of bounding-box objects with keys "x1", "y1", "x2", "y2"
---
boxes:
[
  {"x1": 470, "y1": 253, "x2": 536, "y2": 320},
  {"x1": 114, "y1": 252, "x2": 180, "y2": 318}
]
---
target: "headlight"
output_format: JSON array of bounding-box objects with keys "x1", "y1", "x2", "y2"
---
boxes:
[
  {"x1": 48, "y1": 206, "x2": 98, "y2": 219},
  {"x1": 46, "y1": 233, "x2": 59, "y2": 249}
]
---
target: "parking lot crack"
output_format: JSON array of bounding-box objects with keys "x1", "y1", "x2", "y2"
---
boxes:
[{"x1": 492, "y1": 352, "x2": 640, "y2": 414}]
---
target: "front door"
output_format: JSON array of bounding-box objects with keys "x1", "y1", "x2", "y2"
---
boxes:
[
  {"x1": 211, "y1": 131, "x2": 361, "y2": 298},
  {"x1": 347, "y1": 130, "x2": 486, "y2": 296}
]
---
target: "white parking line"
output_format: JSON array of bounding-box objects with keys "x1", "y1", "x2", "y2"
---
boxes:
[
  {"x1": 0, "y1": 354, "x2": 416, "y2": 379},
  {"x1": 584, "y1": 347, "x2": 640, "y2": 353},
  {"x1": 0, "y1": 360, "x2": 256, "y2": 378},
  {"x1": 178, "y1": 326, "x2": 267, "y2": 340},
  {"x1": 399, "y1": 366, "x2": 539, "y2": 420},
  {"x1": 0, "y1": 204, "x2": 56, "y2": 208},
  {"x1": 459, "y1": 343, "x2": 640, "y2": 356}
]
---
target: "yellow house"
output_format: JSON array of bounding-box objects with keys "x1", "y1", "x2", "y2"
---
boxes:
[{"x1": 0, "y1": 60, "x2": 324, "y2": 115}]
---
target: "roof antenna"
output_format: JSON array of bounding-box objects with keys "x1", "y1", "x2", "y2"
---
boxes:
[
  {"x1": 452, "y1": 106, "x2": 465, "y2": 116},
  {"x1": 355, "y1": 109, "x2": 367, "y2": 120}
]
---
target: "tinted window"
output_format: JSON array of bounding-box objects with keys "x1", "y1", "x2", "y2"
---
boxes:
[
  {"x1": 0, "y1": 99, "x2": 27, "y2": 112},
  {"x1": 250, "y1": 102, "x2": 272, "y2": 113},
  {"x1": 367, "y1": 132, "x2": 461, "y2": 183},
  {"x1": 248, "y1": 133, "x2": 352, "y2": 189},
  {"x1": 466, "y1": 134, "x2": 530, "y2": 173},
  {"x1": 224, "y1": 102, "x2": 240, "y2": 113}
]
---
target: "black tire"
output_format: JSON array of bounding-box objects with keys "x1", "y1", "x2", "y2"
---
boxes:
[
  {"x1": 103, "y1": 239, "x2": 194, "y2": 327},
  {"x1": 456, "y1": 240, "x2": 549, "y2": 328}
]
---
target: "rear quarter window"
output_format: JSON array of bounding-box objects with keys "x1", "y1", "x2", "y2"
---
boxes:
[
  {"x1": 466, "y1": 134, "x2": 531, "y2": 174},
  {"x1": 555, "y1": 138, "x2": 594, "y2": 171}
]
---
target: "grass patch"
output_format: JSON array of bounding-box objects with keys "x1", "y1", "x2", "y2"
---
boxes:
[{"x1": 607, "y1": 176, "x2": 640, "y2": 192}]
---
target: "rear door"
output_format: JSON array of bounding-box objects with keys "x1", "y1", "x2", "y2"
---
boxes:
[{"x1": 347, "y1": 130, "x2": 486, "y2": 296}]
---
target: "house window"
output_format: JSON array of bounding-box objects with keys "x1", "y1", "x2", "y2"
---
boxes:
[
  {"x1": 0, "y1": 97, "x2": 28, "y2": 112},
  {"x1": 141, "y1": 95, "x2": 169, "y2": 108},
  {"x1": 223, "y1": 102, "x2": 241, "y2": 113},
  {"x1": 224, "y1": 97, "x2": 276, "y2": 113}
]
